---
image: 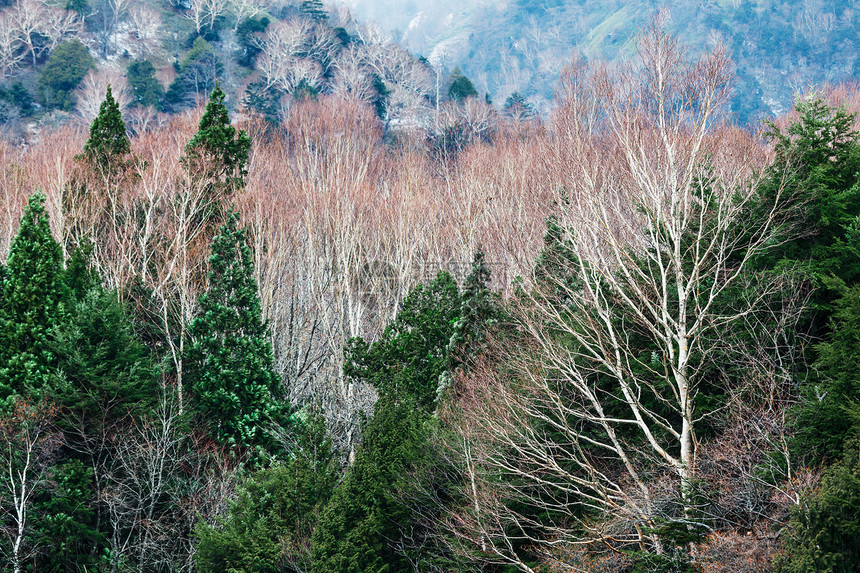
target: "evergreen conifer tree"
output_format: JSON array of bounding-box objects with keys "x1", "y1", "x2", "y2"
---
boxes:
[
  {"x1": 182, "y1": 85, "x2": 251, "y2": 194},
  {"x1": 438, "y1": 251, "x2": 501, "y2": 400},
  {"x1": 310, "y1": 395, "x2": 425, "y2": 573},
  {"x1": 447, "y1": 68, "x2": 478, "y2": 102},
  {"x1": 196, "y1": 406, "x2": 338, "y2": 572},
  {"x1": 300, "y1": 0, "x2": 328, "y2": 21},
  {"x1": 0, "y1": 193, "x2": 67, "y2": 401},
  {"x1": 344, "y1": 271, "x2": 461, "y2": 413},
  {"x1": 80, "y1": 85, "x2": 131, "y2": 169},
  {"x1": 186, "y1": 212, "x2": 285, "y2": 456}
]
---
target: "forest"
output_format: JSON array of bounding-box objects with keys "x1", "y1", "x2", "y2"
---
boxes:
[{"x1": 1, "y1": 13, "x2": 860, "y2": 573}]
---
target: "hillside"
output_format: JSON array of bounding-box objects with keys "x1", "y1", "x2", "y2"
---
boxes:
[
  {"x1": 2, "y1": 3, "x2": 860, "y2": 573},
  {"x1": 0, "y1": 0, "x2": 440, "y2": 140},
  {"x1": 344, "y1": 0, "x2": 860, "y2": 123}
]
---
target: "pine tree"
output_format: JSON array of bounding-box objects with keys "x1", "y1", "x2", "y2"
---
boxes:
[
  {"x1": 776, "y1": 450, "x2": 860, "y2": 573},
  {"x1": 310, "y1": 395, "x2": 425, "y2": 573},
  {"x1": 196, "y1": 406, "x2": 338, "y2": 573},
  {"x1": 186, "y1": 212, "x2": 286, "y2": 456},
  {"x1": 300, "y1": 0, "x2": 328, "y2": 21},
  {"x1": 0, "y1": 193, "x2": 67, "y2": 401},
  {"x1": 503, "y1": 91, "x2": 535, "y2": 119},
  {"x1": 344, "y1": 271, "x2": 461, "y2": 413},
  {"x1": 447, "y1": 68, "x2": 478, "y2": 102},
  {"x1": 438, "y1": 251, "x2": 501, "y2": 400},
  {"x1": 80, "y1": 85, "x2": 131, "y2": 169},
  {"x1": 756, "y1": 97, "x2": 860, "y2": 319},
  {"x1": 182, "y1": 85, "x2": 251, "y2": 194}
]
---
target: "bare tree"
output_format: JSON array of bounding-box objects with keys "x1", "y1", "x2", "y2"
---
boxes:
[
  {"x1": 127, "y1": 4, "x2": 162, "y2": 59},
  {"x1": 100, "y1": 391, "x2": 239, "y2": 571},
  {"x1": 74, "y1": 69, "x2": 133, "y2": 122},
  {"x1": 230, "y1": 0, "x2": 266, "y2": 31},
  {"x1": 330, "y1": 45, "x2": 375, "y2": 104},
  {"x1": 0, "y1": 400, "x2": 60, "y2": 573},
  {"x1": 256, "y1": 18, "x2": 340, "y2": 95},
  {"x1": 0, "y1": 10, "x2": 23, "y2": 79},
  {"x1": 11, "y1": 0, "x2": 50, "y2": 65},
  {"x1": 89, "y1": 0, "x2": 128, "y2": 58},
  {"x1": 185, "y1": 0, "x2": 230, "y2": 33},
  {"x1": 443, "y1": 27, "x2": 789, "y2": 569}
]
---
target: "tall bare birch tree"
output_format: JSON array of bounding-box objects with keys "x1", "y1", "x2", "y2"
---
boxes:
[{"x1": 444, "y1": 24, "x2": 788, "y2": 569}]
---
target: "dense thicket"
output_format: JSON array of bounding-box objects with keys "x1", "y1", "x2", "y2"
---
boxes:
[{"x1": 2, "y1": 24, "x2": 860, "y2": 573}]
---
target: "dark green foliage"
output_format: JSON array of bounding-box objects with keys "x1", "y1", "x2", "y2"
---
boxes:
[
  {"x1": 292, "y1": 78, "x2": 319, "y2": 101},
  {"x1": 127, "y1": 60, "x2": 164, "y2": 109},
  {"x1": 186, "y1": 213, "x2": 286, "y2": 455},
  {"x1": 0, "y1": 83, "x2": 34, "y2": 116},
  {"x1": 52, "y1": 285, "x2": 158, "y2": 432},
  {"x1": 0, "y1": 193, "x2": 67, "y2": 401},
  {"x1": 345, "y1": 271, "x2": 461, "y2": 413},
  {"x1": 758, "y1": 97, "x2": 860, "y2": 315},
  {"x1": 447, "y1": 67, "x2": 478, "y2": 102},
  {"x1": 235, "y1": 16, "x2": 269, "y2": 67},
  {"x1": 759, "y1": 98, "x2": 860, "y2": 464},
  {"x1": 775, "y1": 451, "x2": 860, "y2": 573},
  {"x1": 449, "y1": 252, "x2": 500, "y2": 359},
  {"x1": 503, "y1": 91, "x2": 534, "y2": 118},
  {"x1": 38, "y1": 40, "x2": 94, "y2": 111},
  {"x1": 440, "y1": 251, "x2": 502, "y2": 399},
  {"x1": 242, "y1": 79, "x2": 282, "y2": 122},
  {"x1": 164, "y1": 38, "x2": 222, "y2": 112},
  {"x1": 64, "y1": 241, "x2": 100, "y2": 302},
  {"x1": 182, "y1": 84, "x2": 252, "y2": 193},
  {"x1": 196, "y1": 407, "x2": 338, "y2": 573},
  {"x1": 370, "y1": 73, "x2": 389, "y2": 120},
  {"x1": 81, "y1": 85, "x2": 131, "y2": 168},
  {"x1": 793, "y1": 281, "x2": 860, "y2": 463},
  {"x1": 32, "y1": 459, "x2": 101, "y2": 572},
  {"x1": 310, "y1": 395, "x2": 426, "y2": 573},
  {"x1": 65, "y1": 0, "x2": 89, "y2": 17},
  {"x1": 315, "y1": 267, "x2": 498, "y2": 572},
  {"x1": 300, "y1": 0, "x2": 327, "y2": 21}
]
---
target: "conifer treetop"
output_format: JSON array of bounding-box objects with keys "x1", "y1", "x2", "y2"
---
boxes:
[
  {"x1": 183, "y1": 85, "x2": 252, "y2": 191},
  {"x1": 82, "y1": 85, "x2": 131, "y2": 167},
  {"x1": 186, "y1": 211, "x2": 285, "y2": 455},
  {"x1": 0, "y1": 192, "x2": 67, "y2": 399}
]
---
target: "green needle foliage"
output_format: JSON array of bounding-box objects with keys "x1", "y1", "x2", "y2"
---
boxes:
[
  {"x1": 776, "y1": 451, "x2": 860, "y2": 573},
  {"x1": 0, "y1": 193, "x2": 67, "y2": 401},
  {"x1": 447, "y1": 68, "x2": 478, "y2": 102},
  {"x1": 301, "y1": 0, "x2": 328, "y2": 21},
  {"x1": 186, "y1": 212, "x2": 286, "y2": 457},
  {"x1": 793, "y1": 281, "x2": 860, "y2": 463},
  {"x1": 196, "y1": 407, "x2": 338, "y2": 573},
  {"x1": 345, "y1": 271, "x2": 461, "y2": 414},
  {"x1": 127, "y1": 60, "x2": 164, "y2": 109},
  {"x1": 183, "y1": 85, "x2": 251, "y2": 194},
  {"x1": 37, "y1": 40, "x2": 94, "y2": 111},
  {"x1": 758, "y1": 97, "x2": 860, "y2": 316},
  {"x1": 311, "y1": 395, "x2": 426, "y2": 573},
  {"x1": 80, "y1": 85, "x2": 132, "y2": 170}
]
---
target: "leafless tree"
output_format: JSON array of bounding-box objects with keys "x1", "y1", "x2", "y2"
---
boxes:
[
  {"x1": 185, "y1": 0, "x2": 230, "y2": 33},
  {"x1": 127, "y1": 4, "x2": 162, "y2": 59},
  {"x1": 100, "y1": 391, "x2": 239, "y2": 571},
  {"x1": 442, "y1": 26, "x2": 791, "y2": 569},
  {"x1": 230, "y1": 0, "x2": 266, "y2": 30},
  {"x1": 330, "y1": 44, "x2": 375, "y2": 104},
  {"x1": 0, "y1": 400, "x2": 60, "y2": 573},
  {"x1": 0, "y1": 10, "x2": 23, "y2": 79},
  {"x1": 75, "y1": 69, "x2": 133, "y2": 122},
  {"x1": 91, "y1": 0, "x2": 127, "y2": 58},
  {"x1": 256, "y1": 18, "x2": 340, "y2": 95}
]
